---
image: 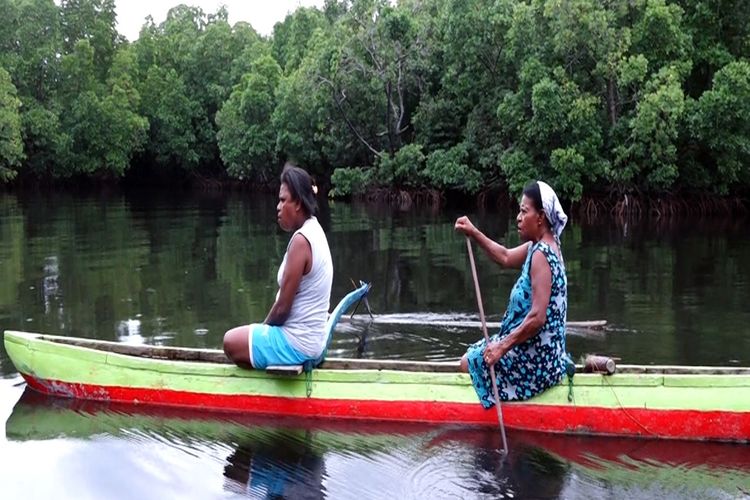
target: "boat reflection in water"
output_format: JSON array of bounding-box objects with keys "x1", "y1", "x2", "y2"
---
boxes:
[{"x1": 5, "y1": 389, "x2": 749, "y2": 498}]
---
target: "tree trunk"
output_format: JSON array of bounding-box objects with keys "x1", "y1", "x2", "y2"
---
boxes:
[{"x1": 607, "y1": 76, "x2": 618, "y2": 126}]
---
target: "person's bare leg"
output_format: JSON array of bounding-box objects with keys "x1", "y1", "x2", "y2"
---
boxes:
[{"x1": 223, "y1": 326, "x2": 253, "y2": 368}]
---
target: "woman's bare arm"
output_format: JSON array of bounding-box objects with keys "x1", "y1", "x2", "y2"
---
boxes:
[
  {"x1": 483, "y1": 250, "x2": 552, "y2": 365},
  {"x1": 264, "y1": 234, "x2": 311, "y2": 325},
  {"x1": 455, "y1": 216, "x2": 529, "y2": 269}
]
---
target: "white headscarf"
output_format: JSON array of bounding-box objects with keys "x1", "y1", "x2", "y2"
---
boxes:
[{"x1": 537, "y1": 181, "x2": 567, "y2": 239}]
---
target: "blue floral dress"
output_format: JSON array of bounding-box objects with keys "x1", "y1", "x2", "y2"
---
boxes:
[{"x1": 466, "y1": 241, "x2": 567, "y2": 408}]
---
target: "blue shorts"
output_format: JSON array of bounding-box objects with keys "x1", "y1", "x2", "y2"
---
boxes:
[{"x1": 248, "y1": 324, "x2": 308, "y2": 369}]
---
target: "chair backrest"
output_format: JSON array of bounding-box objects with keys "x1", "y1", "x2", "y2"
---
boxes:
[{"x1": 305, "y1": 281, "x2": 371, "y2": 370}]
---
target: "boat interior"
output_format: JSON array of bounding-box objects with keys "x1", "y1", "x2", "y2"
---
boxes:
[{"x1": 20, "y1": 332, "x2": 750, "y2": 375}]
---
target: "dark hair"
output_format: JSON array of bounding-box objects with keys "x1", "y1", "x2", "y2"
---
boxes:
[
  {"x1": 522, "y1": 181, "x2": 543, "y2": 213},
  {"x1": 280, "y1": 163, "x2": 318, "y2": 217}
]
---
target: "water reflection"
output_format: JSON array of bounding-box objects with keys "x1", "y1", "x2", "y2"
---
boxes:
[
  {"x1": 1, "y1": 190, "x2": 750, "y2": 372},
  {"x1": 2, "y1": 190, "x2": 750, "y2": 497},
  {"x1": 117, "y1": 318, "x2": 144, "y2": 344},
  {"x1": 5, "y1": 388, "x2": 749, "y2": 499},
  {"x1": 223, "y1": 429, "x2": 326, "y2": 499},
  {"x1": 403, "y1": 430, "x2": 570, "y2": 499},
  {"x1": 42, "y1": 255, "x2": 60, "y2": 315}
]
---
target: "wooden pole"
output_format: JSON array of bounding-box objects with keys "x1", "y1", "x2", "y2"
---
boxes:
[
  {"x1": 339, "y1": 316, "x2": 605, "y2": 330},
  {"x1": 466, "y1": 237, "x2": 508, "y2": 454}
]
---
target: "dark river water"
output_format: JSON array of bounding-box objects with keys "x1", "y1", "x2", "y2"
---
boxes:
[{"x1": 1, "y1": 190, "x2": 749, "y2": 498}]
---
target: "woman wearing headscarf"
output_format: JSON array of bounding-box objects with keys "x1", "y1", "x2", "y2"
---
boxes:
[{"x1": 454, "y1": 180, "x2": 568, "y2": 407}]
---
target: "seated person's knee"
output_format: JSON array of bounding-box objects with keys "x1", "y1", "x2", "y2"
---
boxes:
[
  {"x1": 223, "y1": 326, "x2": 249, "y2": 365},
  {"x1": 459, "y1": 354, "x2": 469, "y2": 373},
  {"x1": 223, "y1": 329, "x2": 236, "y2": 356}
]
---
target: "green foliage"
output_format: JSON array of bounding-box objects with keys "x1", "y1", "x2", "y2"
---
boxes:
[
  {"x1": 272, "y1": 7, "x2": 328, "y2": 73},
  {"x1": 60, "y1": 0, "x2": 121, "y2": 80},
  {"x1": 332, "y1": 141, "x2": 482, "y2": 195},
  {"x1": 216, "y1": 55, "x2": 282, "y2": 181},
  {"x1": 272, "y1": 30, "x2": 346, "y2": 177},
  {"x1": 324, "y1": 0, "x2": 426, "y2": 161},
  {"x1": 612, "y1": 67, "x2": 686, "y2": 189},
  {"x1": 0, "y1": 0, "x2": 61, "y2": 101},
  {"x1": 500, "y1": 149, "x2": 539, "y2": 197},
  {"x1": 632, "y1": 0, "x2": 691, "y2": 73},
  {"x1": 329, "y1": 166, "x2": 375, "y2": 196},
  {"x1": 376, "y1": 143, "x2": 426, "y2": 187},
  {"x1": 544, "y1": 0, "x2": 621, "y2": 75},
  {"x1": 550, "y1": 147, "x2": 586, "y2": 200},
  {"x1": 19, "y1": 101, "x2": 69, "y2": 177},
  {"x1": 131, "y1": 4, "x2": 264, "y2": 172},
  {"x1": 414, "y1": 0, "x2": 515, "y2": 189},
  {"x1": 141, "y1": 66, "x2": 199, "y2": 167},
  {"x1": 0, "y1": 0, "x2": 748, "y2": 199},
  {"x1": 496, "y1": 60, "x2": 608, "y2": 200},
  {"x1": 60, "y1": 39, "x2": 99, "y2": 98},
  {"x1": 63, "y1": 88, "x2": 147, "y2": 176},
  {"x1": 423, "y1": 144, "x2": 481, "y2": 193},
  {"x1": 56, "y1": 38, "x2": 147, "y2": 177},
  {"x1": 677, "y1": 0, "x2": 749, "y2": 97},
  {"x1": 618, "y1": 54, "x2": 649, "y2": 88},
  {"x1": 0, "y1": 67, "x2": 24, "y2": 181},
  {"x1": 229, "y1": 39, "x2": 270, "y2": 85},
  {"x1": 529, "y1": 77, "x2": 566, "y2": 146},
  {"x1": 689, "y1": 61, "x2": 750, "y2": 193}
]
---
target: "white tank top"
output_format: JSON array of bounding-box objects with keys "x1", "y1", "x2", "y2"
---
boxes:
[{"x1": 276, "y1": 216, "x2": 333, "y2": 357}]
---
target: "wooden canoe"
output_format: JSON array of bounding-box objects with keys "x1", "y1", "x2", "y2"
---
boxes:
[{"x1": 4, "y1": 330, "x2": 750, "y2": 443}]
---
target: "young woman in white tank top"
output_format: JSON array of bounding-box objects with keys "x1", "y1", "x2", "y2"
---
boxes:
[{"x1": 223, "y1": 165, "x2": 333, "y2": 369}]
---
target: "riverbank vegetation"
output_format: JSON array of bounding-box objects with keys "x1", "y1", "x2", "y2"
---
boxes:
[{"x1": 0, "y1": 0, "x2": 748, "y2": 210}]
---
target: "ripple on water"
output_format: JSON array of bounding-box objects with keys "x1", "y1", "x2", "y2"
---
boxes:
[
  {"x1": 323, "y1": 447, "x2": 419, "y2": 500},
  {"x1": 563, "y1": 454, "x2": 750, "y2": 499},
  {"x1": 414, "y1": 440, "x2": 556, "y2": 500}
]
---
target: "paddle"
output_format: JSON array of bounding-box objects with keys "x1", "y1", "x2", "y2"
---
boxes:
[
  {"x1": 339, "y1": 316, "x2": 605, "y2": 330},
  {"x1": 466, "y1": 237, "x2": 509, "y2": 455}
]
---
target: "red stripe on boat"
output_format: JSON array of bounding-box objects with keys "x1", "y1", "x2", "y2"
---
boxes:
[{"x1": 21, "y1": 374, "x2": 750, "y2": 442}]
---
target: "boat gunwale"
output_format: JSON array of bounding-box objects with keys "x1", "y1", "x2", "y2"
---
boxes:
[{"x1": 6, "y1": 330, "x2": 750, "y2": 376}]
